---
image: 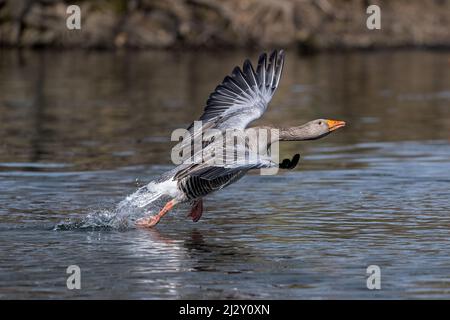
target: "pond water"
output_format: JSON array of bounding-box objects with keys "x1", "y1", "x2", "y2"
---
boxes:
[{"x1": 0, "y1": 49, "x2": 450, "y2": 299}]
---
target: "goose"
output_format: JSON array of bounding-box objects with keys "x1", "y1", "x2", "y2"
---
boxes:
[{"x1": 136, "y1": 50, "x2": 345, "y2": 227}]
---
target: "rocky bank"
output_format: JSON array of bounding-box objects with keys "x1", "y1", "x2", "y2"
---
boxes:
[{"x1": 0, "y1": 0, "x2": 449, "y2": 50}]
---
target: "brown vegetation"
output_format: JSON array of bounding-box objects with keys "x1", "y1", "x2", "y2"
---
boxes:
[{"x1": 1, "y1": 0, "x2": 449, "y2": 50}]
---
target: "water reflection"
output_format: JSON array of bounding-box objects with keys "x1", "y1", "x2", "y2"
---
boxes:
[
  {"x1": 1, "y1": 50, "x2": 450, "y2": 170},
  {"x1": 1, "y1": 49, "x2": 450, "y2": 299}
]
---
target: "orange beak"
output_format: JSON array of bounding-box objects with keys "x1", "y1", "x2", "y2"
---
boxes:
[{"x1": 326, "y1": 119, "x2": 346, "y2": 132}]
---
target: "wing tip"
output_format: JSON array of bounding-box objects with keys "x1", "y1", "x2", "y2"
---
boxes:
[{"x1": 188, "y1": 49, "x2": 286, "y2": 131}]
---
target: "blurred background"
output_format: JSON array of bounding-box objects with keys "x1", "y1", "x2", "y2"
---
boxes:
[
  {"x1": 1, "y1": 0, "x2": 449, "y2": 50},
  {"x1": 1, "y1": 0, "x2": 450, "y2": 299}
]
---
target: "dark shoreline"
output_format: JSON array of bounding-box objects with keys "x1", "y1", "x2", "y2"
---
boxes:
[
  {"x1": 2, "y1": 45, "x2": 450, "y2": 56},
  {"x1": 1, "y1": 0, "x2": 449, "y2": 51}
]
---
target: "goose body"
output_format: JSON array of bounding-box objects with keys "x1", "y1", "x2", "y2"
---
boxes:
[{"x1": 136, "y1": 50, "x2": 345, "y2": 227}]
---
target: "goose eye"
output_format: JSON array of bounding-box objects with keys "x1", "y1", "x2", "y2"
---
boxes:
[{"x1": 318, "y1": 121, "x2": 322, "y2": 125}]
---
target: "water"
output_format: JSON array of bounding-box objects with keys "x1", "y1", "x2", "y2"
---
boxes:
[{"x1": 1, "y1": 49, "x2": 450, "y2": 299}]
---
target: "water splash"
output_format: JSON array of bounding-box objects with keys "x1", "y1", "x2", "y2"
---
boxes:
[{"x1": 54, "y1": 179, "x2": 174, "y2": 231}]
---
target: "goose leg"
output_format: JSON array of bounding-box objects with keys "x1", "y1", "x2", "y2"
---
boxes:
[
  {"x1": 188, "y1": 199, "x2": 203, "y2": 222},
  {"x1": 279, "y1": 154, "x2": 300, "y2": 169},
  {"x1": 136, "y1": 199, "x2": 177, "y2": 228}
]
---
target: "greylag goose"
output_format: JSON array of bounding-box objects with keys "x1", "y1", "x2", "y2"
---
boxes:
[{"x1": 136, "y1": 50, "x2": 345, "y2": 227}]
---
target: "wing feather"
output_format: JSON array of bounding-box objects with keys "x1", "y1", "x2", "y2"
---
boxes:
[
  {"x1": 173, "y1": 136, "x2": 277, "y2": 181},
  {"x1": 187, "y1": 50, "x2": 285, "y2": 131}
]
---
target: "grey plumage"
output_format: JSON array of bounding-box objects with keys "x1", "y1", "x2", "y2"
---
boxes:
[
  {"x1": 135, "y1": 50, "x2": 346, "y2": 227},
  {"x1": 187, "y1": 50, "x2": 285, "y2": 131},
  {"x1": 177, "y1": 171, "x2": 246, "y2": 201},
  {"x1": 175, "y1": 50, "x2": 285, "y2": 201}
]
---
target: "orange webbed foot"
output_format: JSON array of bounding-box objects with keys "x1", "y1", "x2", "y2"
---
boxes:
[
  {"x1": 136, "y1": 216, "x2": 160, "y2": 228},
  {"x1": 135, "y1": 199, "x2": 177, "y2": 228},
  {"x1": 188, "y1": 199, "x2": 203, "y2": 222}
]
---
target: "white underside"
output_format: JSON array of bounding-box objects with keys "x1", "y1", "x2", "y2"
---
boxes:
[{"x1": 123, "y1": 178, "x2": 181, "y2": 209}]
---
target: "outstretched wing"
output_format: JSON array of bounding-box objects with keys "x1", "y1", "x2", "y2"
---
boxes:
[
  {"x1": 174, "y1": 160, "x2": 274, "y2": 182},
  {"x1": 173, "y1": 137, "x2": 277, "y2": 181},
  {"x1": 187, "y1": 50, "x2": 285, "y2": 131}
]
